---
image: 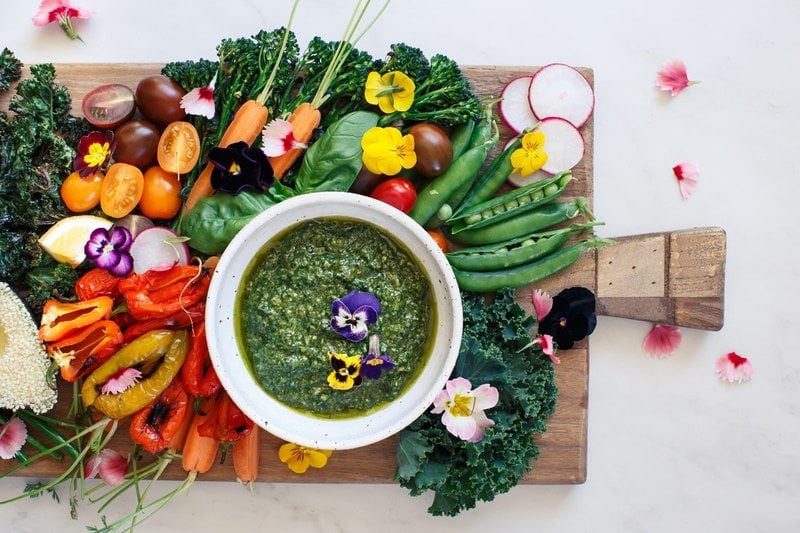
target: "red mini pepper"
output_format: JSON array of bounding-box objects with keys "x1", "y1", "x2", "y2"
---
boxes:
[
  {"x1": 74, "y1": 268, "x2": 124, "y2": 300},
  {"x1": 47, "y1": 319, "x2": 124, "y2": 382},
  {"x1": 118, "y1": 264, "x2": 202, "y2": 294},
  {"x1": 38, "y1": 296, "x2": 115, "y2": 342},
  {"x1": 122, "y1": 302, "x2": 205, "y2": 344},
  {"x1": 179, "y1": 320, "x2": 221, "y2": 399},
  {"x1": 129, "y1": 378, "x2": 191, "y2": 454},
  {"x1": 197, "y1": 391, "x2": 253, "y2": 443},
  {"x1": 123, "y1": 271, "x2": 210, "y2": 321}
]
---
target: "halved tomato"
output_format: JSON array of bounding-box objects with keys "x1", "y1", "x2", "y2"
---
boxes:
[
  {"x1": 157, "y1": 121, "x2": 201, "y2": 175},
  {"x1": 81, "y1": 84, "x2": 136, "y2": 129},
  {"x1": 60, "y1": 170, "x2": 104, "y2": 212},
  {"x1": 101, "y1": 163, "x2": 144, "y2": 218}
]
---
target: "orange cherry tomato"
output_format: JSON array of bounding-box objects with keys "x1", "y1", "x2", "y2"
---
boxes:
[
  {"x1": 60, "y1": 170, "x2": 104, "y2": 212},
  {"x1": 427, "y1": 230, "x2": 449, "y2": 253},
  {"x1": 100, "y1": 162, "x2": 144, "y2": 218},
  {"x1": 157, "y1": 121, "x2": 201, "y2": 175},
  {"x1": 139, "y1": 166, "x2": 182, "y2": 220}
]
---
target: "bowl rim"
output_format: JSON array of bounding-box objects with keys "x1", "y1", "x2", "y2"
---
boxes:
[{"x1": 205, "y1": 191, "x2": 462, "y2": 450}]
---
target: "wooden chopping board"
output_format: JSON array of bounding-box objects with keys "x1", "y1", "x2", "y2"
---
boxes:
[{"x1": 0, "y1": 64, "x2": 725, "y2": 486}]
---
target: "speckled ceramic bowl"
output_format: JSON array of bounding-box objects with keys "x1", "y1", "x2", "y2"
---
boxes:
[{"x1": 206, "y1": 192, "x2": 462, "y2": 450}]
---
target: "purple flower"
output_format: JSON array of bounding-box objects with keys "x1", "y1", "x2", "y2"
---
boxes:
[
  {"x1": 330, "y1": 290, "x2": 381, "y2": 342},
  {"x1": 537, "y1": 286, "x2": 597, "y2": 350},
  {"x1": 208, "y1": 141, "x2": 273, "y2": 194},
  {"x1": 360, "y1": 335, "x2": 395, "y2": 380},
  {"x1": 84, "y1": 226, "x2": 133, "y2": 277}
]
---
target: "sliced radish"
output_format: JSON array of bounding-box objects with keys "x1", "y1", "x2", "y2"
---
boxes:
[
  {"x1": 508, "y1": 169, "x2": 550, "y2": 189},
  {"x1": 529, "y1": 63, "x2": 594, "y2": 128},
  {"x1": 536, "y1": 117, "x2": 585, "y2": 175},
  {"x1": 129, "y1": 226, "x2": 190, "y2": 274},
  {"x1": 498, "y1": 75, "x2": 537, "y2": 134}
]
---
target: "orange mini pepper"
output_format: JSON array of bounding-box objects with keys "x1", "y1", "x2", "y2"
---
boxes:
[
  {"x1": 129, "y1": 378, "x2": 191, "y2": 454},
  {"x1": 38, "y1": 295, "x2": 114, "y2": 342},
  {"x1": 47, "y1": 319, "x2": 124, "y2": 382}
]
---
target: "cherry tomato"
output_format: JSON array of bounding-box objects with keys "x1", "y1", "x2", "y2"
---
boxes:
[
  {"x1": 135, "y1": 75, "x2": 186, "y2": 125},
  {"x1": 101, "y1": 162, "x2": 144, "y2": 218},
  {"x1": 426, "y1": 230, "x2": 449, "y2": 253},
  {"x1": 350, "y1": 166, "x2": 383, "y2": 195},
  {"x1": 157, "y1": 121, "x2": 201, "y2": 175},
  {"x1": 114, "y1": 119, "x2": 160, "y2": 168},
  {"x1": 81, "y1": 84, "x2": 136, "y2": 129},
  {"x1": 139, "y1": 166, "x2": 182, "y2": 220},
  {"x1": 370, "y1": 178, "x2": 417, "y2": 213},
  {"x1": 60, "y1": 170, "x2": 104, "y2": 212},
  {"x1": 408, "y1": 123, "x2": 453, "y2": 178}
]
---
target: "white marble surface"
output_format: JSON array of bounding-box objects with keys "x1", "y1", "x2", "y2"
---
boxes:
[{"x1": 2, "y1": 0, "x2": 800, "y2": 531}]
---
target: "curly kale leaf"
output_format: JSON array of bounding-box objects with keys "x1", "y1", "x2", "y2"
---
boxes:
[
  {"x1": 395, "y1": 288, "x2": 558, "y2": 516},
  {"x1": 0, "y1": 48, "x2": 23, "y2": 93}
]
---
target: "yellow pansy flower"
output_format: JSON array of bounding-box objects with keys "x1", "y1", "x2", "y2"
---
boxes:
[
  {"x1": 364, "y1": 71, "x2": 415, "y2": 113},
  {"x1": 361, "y1": 126, "x2": 417, "y2": 176},
  {"x1": 278, "y1": 443, "x2": 333, "y2": 474},
  {"x1": 510, "y1": 131, "x2": 548, "y2": 177}
]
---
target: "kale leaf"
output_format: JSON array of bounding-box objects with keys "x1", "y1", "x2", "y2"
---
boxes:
[
  {"x1": 0, "y1": 48, "x2": 23, "y2": 92},
  {"x1": 395, "y1": 288, "x2": 558, "y2": 516}
]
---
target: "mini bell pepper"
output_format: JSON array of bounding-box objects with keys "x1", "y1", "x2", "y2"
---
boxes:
[
  {"x1": 81, "y1": 329, "x2": 189, "y2": 419},
  {"x1": 122, "y1": 302, "x2": 205, "y2": 344},
  {"x1": 198, "y1": 390, "x2": 253, "y2": 443},
  {"x1": 123, "y1": 271, "x2": 210, "y2": 321},
  {"x1": 74, "y1": 268, "x2": 124, "y2": 300},
  {"x1": 38, "y1": 296, "x2": 114, "y2": 342},
  {"x1": 118, "y1": 264, "x2": 202, "y2": 293},
  {"x1": 47, "y1": 319, "x2": 124, "y2": 382},
  {"x1": 180, "y1": 321, "x2": 221, "y2": 399},
  {"x1": 129, "y1": 378, "x2": 191, "y2": 454}
]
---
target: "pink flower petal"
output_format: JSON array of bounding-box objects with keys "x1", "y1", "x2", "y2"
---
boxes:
[
  {"x1": 673, "y1": 161, "x2": 699, "y2": 199},
  {"x1": 84, "y1": 449, "x2": 128, "y2": 487},
  {"x1": 33, "y1": 0, "x2": 93, "y2": 25},
  {"x1": 535, "y1": 334, "x2": 559, "y2": 364},
  {"x1": 180, "y1": 85, "x2": 215, "y2": 119},
  {"x1": 715, "y1": 352, "x2": 753, "y2": 383},
  {"x1": 532, "y1": 288, "x2": 553, "y2": 320},
  {"x1": 261, "y1": 119, "x2": 307, "y2": 157},
  {"x1": 656, "y1": 60, "x2": 697, "y2": 96},
  {"x1": 0, "y1": 418, "x2": 27, "y2": 460},
  {"x1": 100, "y1": 368, "x2": 142, "y2": 395},
  {"x1": 642, "y1": 324, "x2": 682, "y2": 357}
]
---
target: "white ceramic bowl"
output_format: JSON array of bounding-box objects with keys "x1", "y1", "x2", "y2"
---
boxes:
[{"x1": 206, "y1": 191, "x2": 462, "y2": 450}]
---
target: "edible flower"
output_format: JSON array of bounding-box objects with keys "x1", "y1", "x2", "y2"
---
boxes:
[
  {"x1": 532, "y1": 288, "x2": 553, "y2": 320},
  {"x1": 535, "y1": 334, "x2": 558, "y2": 365},
  {"x1": 278, "y1": 442, "x2": 333, "y2": 474},
  {"x1": 510, "y1": 131, "x2": 548, "y2": 177},
  {"x1": 84, "y1": 448, "x2": 128, "y2": 487},
  {"x1": 74, "y1": 130, "x2": 115, "y2": 177},
  {"x1": 642, "y1": 324, "x2": 682, "y2": 357},
  {"x1": 360, "y1": 335, "x2": 395, "y2": 380},
  {"x1": 656, "y1": 60, "x2": 698, "y2": 96},
  {"x1": 673, "y1": 161, "x2": 699, "y2": 199},
  {"x1": 364, "y1": 70, "x2": 416, "y2": 113},
  {"x1": 431, "y1": 377, "x2": 499, "y2": 443},
  {"x1": 715, "y1": 352, "x2": 753, "y2": 383},
  {"x1": 330, "y1": 290, "x2": 382, "y2": 342},
  {"x1": 84, "y1": 226, "x2": 133, "y2": 277},
  {"x1": 180, "y1": 74, "x2": 216, "y2": 119},
  {"x1": 32, "y1": 0, "x2": 93, "y2": 42},
  {"x1": 261, "y1": 119, "x2": 308, "y2": 157},
  {"x1": 0, "y1": 417, "x2": 27, "y2": 460},
  {"x1": 327, "y1": 351, "x2": 362, "y2": 390},
  {"x1": 208, "y1": 141, "x2": 274, "y2": 194},
  {"x1": 100, "y1": 367, "x2": 143, "y2": 395},
  {"x1": 537, "y1": 286, "x2": 597, "y2": 350},
  {"x1": 361, "y1": 126, "x2": 417, "y2": 176}
]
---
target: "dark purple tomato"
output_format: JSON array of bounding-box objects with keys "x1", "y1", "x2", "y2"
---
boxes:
[
  {"x1": 350, "y1": 166, "x2": 384, "y2": 195},
  {"x1": 114, "y1": 119, "x2": 160, "y2": 168},
  {"x1": 135, "y1": 75, "x2": 186, "y2": 125},
  {"x1": 408, "y1": 123, "x2": 453, "y2": 178},
  {"x1": 81, "y1": 84, "x2": 136, "y2": 129}
]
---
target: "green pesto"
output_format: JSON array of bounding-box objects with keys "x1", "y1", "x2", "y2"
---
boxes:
[{"x1": 236, "y1": 218, "x2": 435, "y2": 419}]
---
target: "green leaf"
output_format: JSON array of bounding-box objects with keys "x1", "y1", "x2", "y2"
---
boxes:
[{"x1": 395, "y1": 429, "x2": 433, "y2": 481}]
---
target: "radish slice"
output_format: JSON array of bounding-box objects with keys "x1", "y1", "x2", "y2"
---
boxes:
[
  {"x1": 498, "y1": 75, "x2": 537, "y2": 134},
  {"x1": 129, "y1": 226, "x2": 190, "y2": 274},
  {"x1": 508, "y1": 169, "x2": 550, "y2": 189},
  {"x1": 529, "y1": 63, "x2": 594, "y2": 128},
  {"x1": 537, "y1": 117, "x2": 585, "y2": 175}
]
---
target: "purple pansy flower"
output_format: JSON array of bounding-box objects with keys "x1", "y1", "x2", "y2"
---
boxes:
[
  {"x1": 360, "y1": 335, "x2": 395, "y2": 380},
  {"x1": 330, "y1": 290, "x2": 381, "y2": 342},
  {"x1": 84, "y1": 226, "x2": 133, "y2": 277}
]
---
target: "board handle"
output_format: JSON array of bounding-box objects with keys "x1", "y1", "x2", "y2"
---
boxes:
[{"x1": 595, "y1": 227, "x2": 726, "y2": 331}]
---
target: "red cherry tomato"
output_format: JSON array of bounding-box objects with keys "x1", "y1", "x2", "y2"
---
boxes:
[{"x1": 370, "y1": 178, "x2": 417, "y2": 213}]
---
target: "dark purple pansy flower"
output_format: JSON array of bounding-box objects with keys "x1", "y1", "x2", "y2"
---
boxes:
[
  {"x1": 537, "y1": 286, "x2": 597, "y2": 350},
  {"x1": 360, "y1": 335, "x2": 395, "y2": 380},
  {"x1": 84, "y1": 226, "x2": 133, "y2": 277},
  {"x1": 208, "y1": 140, "x2": 273, "y2": 194},
  {"x1": 330, "y1": 290, "x2": 382, "y2": 342}
]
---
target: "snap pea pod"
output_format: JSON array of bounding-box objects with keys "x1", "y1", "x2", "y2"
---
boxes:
[
  {"x1": 452, "y1": 238, "x2": 611, "y2": 292},
  {"x1": 453, "y1": 134, "x2": 523, "y2": 216},
  {"x1": 448, "y1": 170, "x2": 572, "y2": 233},
  {"x1": 448, "y1": 119, "x2": 476, "y2": 160},
  {"x1": 447, "y1": 197, "x2": 593, "y2": 246},
  {"x1": 446, "y1": 222, "x2": 597, "y2": 272}
]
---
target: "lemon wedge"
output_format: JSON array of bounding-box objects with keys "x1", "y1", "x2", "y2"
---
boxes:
[{"x1": 38, "y1": 215, "x2": 113, "y2": 267}]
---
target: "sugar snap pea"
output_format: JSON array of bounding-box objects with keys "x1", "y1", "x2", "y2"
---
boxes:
[
  {"x1": 452, "y1": 238, "x2": 611, "y2": 292},
  {"x1": 453, "y1": 134, "x2": 523, "y2": 215},
  {"x1": 448, "y1": 170, "x2": 572, "y2": 233},
  {"x1": 449, "y1": 120, "x2": 476, "y2": 160},
  {"x1": 446, "y1": 222, "x2": 597, "y2": 272},
  {"x1": 447, "y1": 197, "x2": 593, "y2": 246}
]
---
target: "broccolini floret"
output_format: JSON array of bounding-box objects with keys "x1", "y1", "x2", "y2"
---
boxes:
[{"x1": 379, "y1": 43, "x2": 430, "y2": 84}]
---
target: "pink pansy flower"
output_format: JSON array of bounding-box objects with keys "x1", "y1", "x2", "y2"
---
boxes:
[
  {"x1": 431, "y1": 377, "x2": 499, "y2": 443},
  {"x1": 532, "y1": 288, "x2": 553, "y2": 320},
  {"x1": 0, "y1": 417, "x2": 27, "y2": 460},
  {"x1": 656, "y1": 60, "x2": 698, "y2": 96},
  {"x1": 535, "y1": 334, "x2": 559, "y2": 364},
  {"x1": 84, "y1": 449, "x2": 128, "y2": 487},
  {"x1": 32, "y1": 0, "x2": 93, "y2": 42},
  {"x1": 261, "y1": 119, "x2": 308, "y2": 157},
  {"x1": 180, "y1": 74, "x2": 216, "y2": 119},
  {"x1": 100, "y1": 368, "x2": 142, "y2": 395},
  {"x1": 673, "y1": 161, "x2": 699, "y2": 199},
  {"x1": 642, "y1": 324, "x2": 682, "y2": 357},
  {"x1": 715, "y1": 352, "x2": 753, "y2": 383}
]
